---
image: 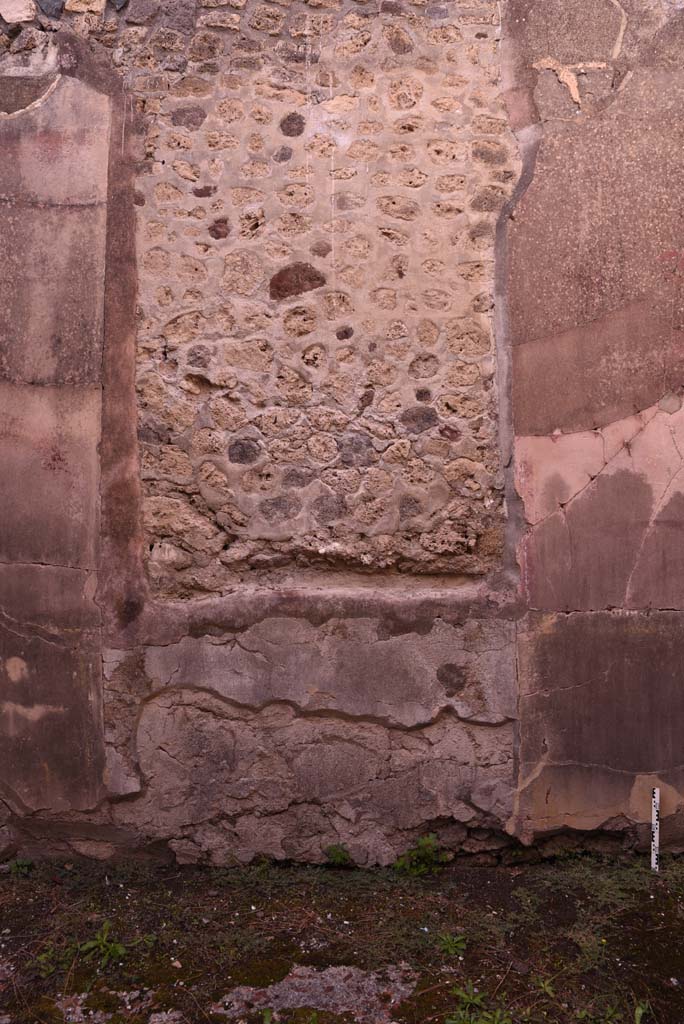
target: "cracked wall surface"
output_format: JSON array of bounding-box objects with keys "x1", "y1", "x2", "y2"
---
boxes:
[
  {"x1": 505, "y1": 0, "x2": 684, "y2": 846},
  {"x1": 2, "y1": 0, "x2": 684, "y2": 866},
  {"x1": 0, "y1": 64, "x2": 110, "y2": 813}
]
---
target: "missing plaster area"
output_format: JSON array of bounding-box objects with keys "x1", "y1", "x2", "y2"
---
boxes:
[{"x1": 128, "y1": 0, "x2": 522, "y2": 595}]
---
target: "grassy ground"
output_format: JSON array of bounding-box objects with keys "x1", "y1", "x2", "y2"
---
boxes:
[{"x1": 1, "y1": 847, "x2": 683, "y2": 1023}]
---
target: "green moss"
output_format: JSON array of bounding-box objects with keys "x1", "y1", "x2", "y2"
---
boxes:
[
  {"x1": 83, "y1": 989, "x2": 121, "y2": 1012},
  {"x1": 230, "y1": 955, "x2": 296, "y2": 987}
]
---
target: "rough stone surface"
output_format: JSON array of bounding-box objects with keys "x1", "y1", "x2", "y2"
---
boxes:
[
  {"x1": 0, "y1": 0, "x2": 35, "y2": 22},
  {"x1": 213, "y1": 964, "x2": 416, "y2": 1021},
  {"x1": 106, "y1": 595, "x2": 517, "y2": 864},
  {"x1": 132, "y1": 0, "x2": 519, "y2": 591},
  {"x1": 35, "y1": 0, "x2": 64, "y2": 16}
]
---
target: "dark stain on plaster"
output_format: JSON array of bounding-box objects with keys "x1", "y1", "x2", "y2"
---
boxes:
[
  {"x1": 628, "y1": 490, "x2": 684, "y2": 608},
  {"x1": 517, "y1": 610, "x2": 684, "y2": 839},
  {"x1": 436, "y1": 663, "x2": 466, "y2": 695},
  {"x1": 524, "y1": 470, "x2": 654, "y2": 611}
]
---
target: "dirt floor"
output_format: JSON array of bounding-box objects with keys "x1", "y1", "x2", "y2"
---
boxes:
[{"x1": 1, "y1": 843, "x2": 684, "y2": 1024}]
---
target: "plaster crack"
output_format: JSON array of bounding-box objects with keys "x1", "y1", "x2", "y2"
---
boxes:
[
  {"x1": 529, "y1": 411, "x2": 657, "y2": 530},
  {"x1": 140, "y1": 686, "x2": 515, "y2": 735},
  {"x1": 607, "y1": 0, "x2": 628, "y2": 59},
  {"x1": 0, "y1": 606, "x2": 70, "y2": 650},
  {"x1": 624, "y1": 459, "x2": 684, "y2": 605},
  {"x1": 522, "y1": 668, "x2": 610, "y2": 699}
]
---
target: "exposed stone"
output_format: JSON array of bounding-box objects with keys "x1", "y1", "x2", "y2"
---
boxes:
[
  {"x1": 269, "y1": 261, "x2": 326, "y2": 300},
  {"x1": 64, "y1": 0, "x2": 104, "y2": 10},
  {"x1": 259, "y1": 494, "x2": 302, "y2": 522},
  {"x1": 0, "y1": 0, "x2": 36, "y2": 17},
  {"x1": 312, "y1": 493, "x2": 347, "y2": 524},
  {"x1": 223, "y1": 250, "x2": 263, "y2": 295},
  {"x1": 282, "y1": 466, "x2": 314, "y2": 488},
  {"x1": 279, "y1": 111, "x2": 305, "y2": 136},
  {"x1": 214, "y1": 964, "x2": 417, "y2": 1022},
  {"x1": 208, "y1": 216, "x2": 230, "y2": 239},
  {"x1": 170, "y1": 104, "x2": 207, "y2": 129},
  {"x1": 338, "y1": 431, "x2": 375, "y2": 467},
  {"x1": 400, "y1": 405, "x2": 439, "y2": 433},
  {"x1": 283, "y1": 306, "x2": 316, "y2": 337},
  {"x1": 228, "y1": 438, "x2": 261, "y2": 464},
  {"x1": 385, "y1": 24, "x2": 413, "y2": 54},
  {"x1": 36, "y1": 0, "x2": 63, "y2": 15},
  {"x1": 310, "y1": 239, "x2": 332, "y2": 258}
]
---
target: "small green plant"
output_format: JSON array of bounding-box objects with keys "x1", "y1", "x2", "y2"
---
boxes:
[
  {"x1": 634, "y1": 1003, "x2": 650, "y2": 1024},
  {"x1": 445, "y1": 1010, "x2": 474, "y2": 1024},
  {"x1": 446, "y1": 1004, "x2": 512, "y2": 1024},
  {"x1": 9, "y1": 858, "x2": 34, "y2": 877},
  {"x1": 576, "y1": 1009, "x2": 625, "y2": 1024},
  {"x1": 79, "y1": 920, "x2": 127, "y2": 969},
  {"x1": 324, "y1": 844, "x2": 353, "y2": 868},
  {"x1": 451, "y1": 981, "x2": 485, "y2": 1011},
  {"x1": 535, "y1": 976, "x2": 555, "y2": 998},
  {"x1": 445, "y1": 982, "x2": 515, "y2": 1024},
  {"x1": 571, "y1": 928, "x2": 609, "y2": 970},
  {"x1": 438, "y1": 932, "x2": 467, "y2": 956},
  {"x1": 394, "y1": 833, "x2": 450, "y2": 876},
  {"x1": 262, "y1": 1011, "x2": 273, "y2": 1024},
  {"x1": 32, "y1": 942, "x2": 77, "y2": 978},
  {"x1": 446, "y1": 1008, "x2": 513, "y2": 1024}
]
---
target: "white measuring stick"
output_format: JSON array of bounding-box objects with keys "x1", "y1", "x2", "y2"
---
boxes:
[{"x1": 651, "y1": 787, "x2": 660, "y2": 873}]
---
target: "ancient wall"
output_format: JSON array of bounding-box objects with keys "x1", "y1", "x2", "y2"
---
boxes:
[
  {"x1": 1, "y1": 0, "x2": 683, "y2": 866},
  {"x1": 133, "y1": 0, "x2": 518, "y2": 591},
  {"x1": 506, "y1": 0, "x2": 684, "y2": 843}
]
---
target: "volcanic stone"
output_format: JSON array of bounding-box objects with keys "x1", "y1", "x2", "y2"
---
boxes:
[{"x1": 269, "y1": 262, "x2": 326, "y2": 301}]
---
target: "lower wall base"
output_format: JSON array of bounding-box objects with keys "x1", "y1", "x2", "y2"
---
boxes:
[
  {"x1": 103, "y1": 588, "x2": 517, "y2": 866},
  {"x1": 0, "y1": 816, "x2": 675, "y2": 870},
  {"x1": 514, "y1": 611, "x2": 684, "y2": 847},
  {"x1": 3, "y1": 586, "x2": 684, "y2": 866}
]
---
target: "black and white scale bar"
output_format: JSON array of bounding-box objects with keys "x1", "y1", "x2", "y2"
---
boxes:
[{"x1": 651, "y1": 787, "x2": 660, "y2": 873}]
